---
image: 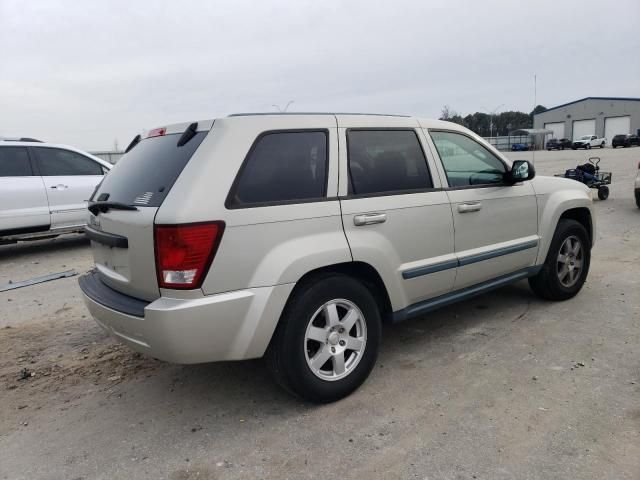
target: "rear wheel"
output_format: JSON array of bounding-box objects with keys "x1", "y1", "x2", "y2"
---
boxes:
[
  {"x1": 266, "y1": 274, "x2": 381, "y2": 403},
  {"x1": 597, "y1": 186, "x2": 609, "y2": 200},
  {"x1": 586, "y1": 144, "x2": 591, "y2": 149},
  {"x1": 636, "y1": 190, "x2": 640, "y2": 209},
  {"x1": 600, "y1": 142, "x2": 605, "y2": 148},
  {"x1": 529, "y1": 219, "x2": 590, "y2": 301}
]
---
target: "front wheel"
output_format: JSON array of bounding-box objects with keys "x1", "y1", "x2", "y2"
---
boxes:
[
  {"x1": 266, "y1": 274, "x2": 381, "y2": 403},
  {"x1": 586, "y1": 144, "x2": 591, "y2": 149},
  {"x1": 635, "y1": 190, "x2": 640, "y2": 208},
  {"x1": 600, "y1": 142, "x2": 605, "y2": 148},
  {"x1": 598, "y1": 186, "x2": 609, "y2": 200},
  {"x1": 528, "y1": 219, "x2": 590, "y2": 301}
]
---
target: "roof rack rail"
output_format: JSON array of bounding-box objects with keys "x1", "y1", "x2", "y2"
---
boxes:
[
  {"x1": 228, "y1": 112, "x2": 410, "y2": 118},
  {"x1": 0, "y1": 137, "x2": 43, "y2": 142}
]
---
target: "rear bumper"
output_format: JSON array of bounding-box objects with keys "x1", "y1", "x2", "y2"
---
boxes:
[{"x1": 79, "y1": 272, "x2": 294, "y2": 364}]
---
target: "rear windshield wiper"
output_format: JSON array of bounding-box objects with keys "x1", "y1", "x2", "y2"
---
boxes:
[{"x1": 88, "y1": 201, "x2": 138, "y2": 216}]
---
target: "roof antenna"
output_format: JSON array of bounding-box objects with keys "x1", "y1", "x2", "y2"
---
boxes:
[{"x1": 272, "y1": 100, "x2": 295, "y2": 112}]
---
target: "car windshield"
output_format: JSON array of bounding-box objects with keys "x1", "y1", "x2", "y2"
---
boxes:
[{"x1": 580, "y1": 136, "x2": 591, "y2": 140}]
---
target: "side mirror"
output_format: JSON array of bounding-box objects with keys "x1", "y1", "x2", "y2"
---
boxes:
[{"x1": 506, "y1": 160, "x2": 535, "y2": 183}]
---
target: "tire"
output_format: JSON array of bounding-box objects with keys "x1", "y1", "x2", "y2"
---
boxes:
[
  {"x1": 528, "y1": 219, "x2": 590, "y2": 301},
  {"x1": 600, "y1": 142, "x2": 605, "y2": 148},
  {"x1": 635, "y1": 190, "x2": 640, "y2": 209},
  {"x1": 597, "y1": 186, "x2": 609, "y2": 200},
  {"x1": 586, "y1": 144, "x2": 591, "y2": 149},
  {"x1": 266, "y1": 274, "x2": 381, "y2": 403}
]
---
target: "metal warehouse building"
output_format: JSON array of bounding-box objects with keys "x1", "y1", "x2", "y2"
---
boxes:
[{"x1": 533, "y1": 97, "x2": 640, "y2": 142}]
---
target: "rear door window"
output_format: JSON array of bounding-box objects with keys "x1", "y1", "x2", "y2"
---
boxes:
[
  {"x1": 347, "y1": 130, "x2": 432, "y2": 195},
  {"x1": 0, "y1": 147, "x2": 32, "y2": 176},
  {"x1": 93, "y1": 131, "x2": 208, "y2": 207},
  {"x1": 35, "y1": 148, "x2": 103, "y2": 176},
  {"x1": 227, "y1": 130, "x2": 328, "y2": 207}
]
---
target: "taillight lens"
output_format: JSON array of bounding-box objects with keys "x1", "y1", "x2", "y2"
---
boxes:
[{"x1": 154, "y1": 222, "x2": 225, "y2": 289}]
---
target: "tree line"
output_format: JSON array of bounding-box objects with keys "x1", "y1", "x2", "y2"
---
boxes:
[{"x1": 439, "y1": 105, "x2": 548, "y2": 137}]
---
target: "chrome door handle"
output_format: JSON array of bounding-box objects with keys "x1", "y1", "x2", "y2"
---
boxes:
[
  {"x1": 457, "y1": 202, "x2": 482, "y2": 213},
  {"x1": 354, "y1": 213, "x2": 387, "y2": 226},
  {"x1": 50, "y1": 184, "x2": 68, "y2": 189}
]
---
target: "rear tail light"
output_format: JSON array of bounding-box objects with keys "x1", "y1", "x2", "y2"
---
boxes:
[{"x1": 154, "y1": 222, "x2": 225, "y2": 289}]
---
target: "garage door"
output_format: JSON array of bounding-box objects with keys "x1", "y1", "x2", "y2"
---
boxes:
[
  {"x1": 604, "y1": 116, "x2": 630, "y2": 141},
  {"x1": 572, "y1": 119, "x2": 596, "y2": 140},
  {"x1": 544, "y1": 122, "x2": 565, "y2": 139}
]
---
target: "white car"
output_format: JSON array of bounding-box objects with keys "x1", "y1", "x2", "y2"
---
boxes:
[
  {"x1": 0, "y1": 138, "x2": 112, "y2": 244},
  {"x1": 79, "y1": 114, "x2": 594, "y2": 402},
  {"x1": 571, "y1": 135, "x2": 606, "y2": 149}
]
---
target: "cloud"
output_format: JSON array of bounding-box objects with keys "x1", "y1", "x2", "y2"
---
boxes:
[{"x1": 1, "y1": 0, "x2": 638, "y2": 150}]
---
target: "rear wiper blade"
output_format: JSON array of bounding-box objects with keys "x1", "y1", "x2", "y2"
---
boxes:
[{"x1": 88, "y1": 201, "x2": 138, "y2": 216}]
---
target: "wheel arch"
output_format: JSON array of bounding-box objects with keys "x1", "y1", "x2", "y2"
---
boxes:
[
  {"x1": 559, "y1": 207, "x2": 593, "y2": 246},
  {"x1": 286, "y1": 261, "x2": 394, "y2": 324}
]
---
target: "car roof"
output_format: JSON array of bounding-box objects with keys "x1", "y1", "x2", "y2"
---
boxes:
[{"x1": 0, "y1": 140, "x2": 112, "y2": 169}]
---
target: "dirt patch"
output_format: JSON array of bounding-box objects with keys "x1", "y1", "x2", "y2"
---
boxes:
[{"x1": 0, "y1": 317, "x2": 162, "y2": 434}]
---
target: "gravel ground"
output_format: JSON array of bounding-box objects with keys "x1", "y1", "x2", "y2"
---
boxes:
[{"x1": 1, "y1": 147, "x2": 639, "y2": 480}]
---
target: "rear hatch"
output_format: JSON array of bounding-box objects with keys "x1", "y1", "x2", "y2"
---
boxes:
[{"x1": 87, "y1": 121, "x2": 212, "y2": 301}]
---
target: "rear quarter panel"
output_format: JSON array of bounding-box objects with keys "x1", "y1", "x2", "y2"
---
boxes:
[{"x1": 155, "y1": 115, "x2": 352, "y2": 294}]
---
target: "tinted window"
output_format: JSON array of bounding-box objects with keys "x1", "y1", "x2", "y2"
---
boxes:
[
  {"x1": 0, "y1": 147, "x2": 32, "y2": 176},
  {"x1": 429, "y1": 131, "x2": 506, "y2": 187},
  {"x1": 347, "y1": 130, "x2": 432, "y2": 195},
  {"x1": 230, "y1": 131, "x2": 327, "y2": 206},
  {"x1": 94, "y1": 132, "x2": 207, "y2": 207},
  {"x1": 36, "y1": 148, "x2": 103, "y2": 176}
]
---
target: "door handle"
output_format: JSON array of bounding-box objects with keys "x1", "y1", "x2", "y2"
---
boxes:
[
  {"x1": 50, "y1": 184, "x2": 68, "y2": 190},
  {"x1": 457, "y1": 202, "x2": 482, "y2": 213},
  {"x1": 354, "y1": 213, "x2": 387, "y2": 226}
]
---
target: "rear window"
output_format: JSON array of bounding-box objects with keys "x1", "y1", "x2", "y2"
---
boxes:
[
  {"x1": 227, "y1": 130, "x2": 328, "y2": 207},
  {"x1": 0, "y1": 147, "x2": 32, "y2": 177},
  {"x1": 93, "y1": 132, "x2": 207, "y2": 207}
]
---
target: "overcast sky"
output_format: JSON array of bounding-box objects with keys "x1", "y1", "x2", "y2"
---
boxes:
[{"x1": 1, "y1": 0, "x2": 638, "y2": 151}]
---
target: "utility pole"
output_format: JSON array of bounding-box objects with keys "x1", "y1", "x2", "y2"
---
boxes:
[{"x1": 481, "y1": 104, "x2": 505, "y2": 141}]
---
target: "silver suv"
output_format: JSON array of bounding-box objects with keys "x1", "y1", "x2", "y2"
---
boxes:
[{"x1": 79, "y1": 113, "x2": 594, "y2": 402}]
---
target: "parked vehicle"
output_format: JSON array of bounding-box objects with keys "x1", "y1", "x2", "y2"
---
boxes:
[
  {"x1": 572, "y1": 135, "x2": 606, "y2": 149},
  {"x1": 635, "y1": 161, "x2": 640, "y2": 208},
  {"x1": 611, "y1": 134, "x2": 640, "y2": 148},
  {"x1": 79, "y1": 114, "x2": 595, "y2": 402},
  {"x1": 546, "y1": 138, "x2": 572, "y2": 150},
  {"x1": 0, "y1": 138, "x2": 112, "y2": 244},
  {"x1": 511, "y1": 143, "x2": 529, "y2": 151},
  {"x1": 556, "y1": 157, "x2": 612, "y2": 200}
]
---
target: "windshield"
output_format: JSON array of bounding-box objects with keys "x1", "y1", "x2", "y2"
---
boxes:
[
  {"x1": 580, "y1": 136, "x2": 591, "y2": 140},
  {"x1": 92, "y1": 132, "x2": 207, "y2": 207}
]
